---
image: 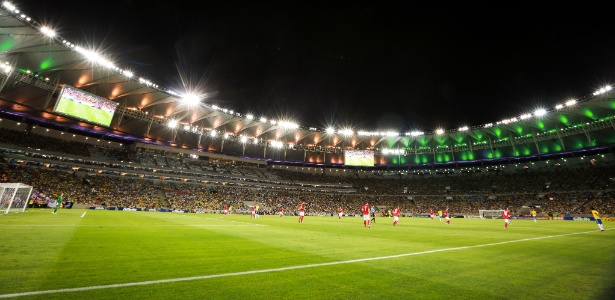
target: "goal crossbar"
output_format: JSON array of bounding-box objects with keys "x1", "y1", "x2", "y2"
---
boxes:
[
  {"x1": 0, "y1": 183, "x2": 34, "y2": 214},
  {"x1": 478, "y1": 209, "x2": 504, "y2": 219}
]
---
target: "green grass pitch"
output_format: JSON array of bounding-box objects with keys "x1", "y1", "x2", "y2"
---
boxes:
[{"x1": 1, "y1": 209, "x2": 613, "y2": 299}]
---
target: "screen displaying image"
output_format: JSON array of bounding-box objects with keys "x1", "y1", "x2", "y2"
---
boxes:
[
  {"x1": 53, "y1": 85, "x2": 118, "y2": 127},
  {"x1": 344, "y1": 150, "x2": 374, "y2": 167}
]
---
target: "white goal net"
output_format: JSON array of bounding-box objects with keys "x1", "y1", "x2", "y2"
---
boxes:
[
  {"x1": 0, "y1": 183, "x2": 34, "y2": 214},
  {"x1": 479, "y1": 209, "x2": 504, "y2": 219}
]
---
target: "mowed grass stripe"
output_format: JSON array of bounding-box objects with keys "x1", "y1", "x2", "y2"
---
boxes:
[
  {"x1": 0, "y1": 229, "x2": 609, "y2": 299},
  {"x1": 0, "y1": 210, "x2": 613, "y2": 299}
]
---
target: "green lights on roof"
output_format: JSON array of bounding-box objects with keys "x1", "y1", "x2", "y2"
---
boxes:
[
  {"x1": 39, "y1": 58, "x2": 54, "y2": 70},
  {"x1": 583, "y1": 108, "x2": 594, "y2": 118},
  {"x1": 0, "y1": 38, "x2": 15, "y2": 52},
  {"x1": 537, "y1": 120, "x2": 545, "y2": 129},
  {"x1": 559, "y1": 115, "x2": 569, "y2": 124}
]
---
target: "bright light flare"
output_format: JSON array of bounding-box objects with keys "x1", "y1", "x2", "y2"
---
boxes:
[
  {"x1": 2, "y1": 2, "x2": 16, "y2": 12},
  {"x1": 533, "y1": 109, "x2": 547, "y2": 117},
  {"x1": 40, "y1": 26, "x2": 56, "y2": 38},
  {"x1": 339, "y1": 129, "x2": 353, "y2": 136},
  {"x1": 519, "y1": 114, "x2": 532, "y2": 120},
  {"x1": 179, "y1": 93, "x2": 201, "y2": 106},
  {"x1": 167, "y1": 120, "x2": 178, "y2": 128},
  {"x1": 435, "y1": 129, "x2": 444, "y2": 135},
  {"x1": 593, "y1": 85, "x2": 613, "y2": 95},
  {"x1": 122, "y1": 70, "x2": 134, "y2": 78},
  {"x1": 1, "y1": 62, "x2": 12, "y2": 74},
  {"x1": 278, "y1": 120, "x2": 299, "y2": 129}
]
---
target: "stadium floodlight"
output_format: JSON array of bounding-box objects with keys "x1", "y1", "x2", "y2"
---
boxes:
[
  {"x1": 458, "y1": 126, "x2": 469, "y2": 132},
  {"x1": 270, "y1": 120, "x2": 277, "y2": 125},
  {"x1": 75, "y1": 47, "x2": 115, "y2": 69},
  {"x1": 385, "y1": 131, "x2": 399, "y2": 137},
  {"x1": 435, "y1": 129, "x2": 444, "y2": 135},
  {"x1": 340, "y1": 128, "x2": 353, "y2": 136},
  {"x1": 593, "y1": 85, "x2": 613, "y2": 95},
  {"x1": 167, "y1": 120, "x2": 178, "y2": 128},
  {"x1": 410, "y1": 131, "x2": 424, "y2": 136},
  {"x1": 534, "y1": 109, "x2": 547, "y2": 117},
  {"x1": 278, "y1": 120, "x2": 299, "y2": 129},
  {"x1": 326, "y1": 127, "x2": 335, "y2": 134},
  {"x1": 2, "y1": 2, "x2": 17, "y2": 11},
  {"x1": 211, "y1": 105, "x2": 219, "y2": 110},
  {"x1": 1, "y1": 63, "x2": 12, "y2": 74},
  {"x1": 246, "y1": 114, "x2": 254, "y2": 120},
  {"x1": 40, "y1": 26, "x2": 56, "y2": 38},
  {"x1": 555, "y1": 104, "x2": 564, "y2": 110},
  {"x1": 179, "y1": 93, "x2": 201, "y2": 106},
  {"x1": 253, "y1": 138, "x2": 259, "y2": 144},
  {"x1": 122, "y1": 70, "x2": 134, "y2": 78},
  {"x1": 519, "y1": 114, "x2": 531, "y2": 120},
  {"x1": 565, "y1": 99, "x2": 577, "y2": 106},
  {"x1": 240, "y1": 136, "x2": 248, "y2": 143},
  {"x1": 138, "y1": 78, "x2": 152, "y2": 86},
  {"x1": 260, "y1": 117, "x2": 267, "y2": 123},
  {"x1": 210, "y1": 130, "x2": 217, "y2": 137},
  {"x1": 223, "y1": 133, "x2": 229, "y2": 139},
  {"x1": 183, "y1": 125, "x2": 190, "y2": 131}
]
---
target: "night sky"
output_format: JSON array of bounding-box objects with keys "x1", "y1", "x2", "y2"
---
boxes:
[{"x1": 20, "y1": 1, "x2": 615, "y2": 132}]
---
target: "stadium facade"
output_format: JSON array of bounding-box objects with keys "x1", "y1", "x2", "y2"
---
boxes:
[{"x1": 1, "y1": 3, "x2": 614, "y2": 171}]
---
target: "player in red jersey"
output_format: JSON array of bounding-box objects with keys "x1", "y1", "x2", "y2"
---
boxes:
[
  {"x1": 430, "y1": 209, "x2": 434, "y2": 220},
  {"x1": 362, "y1": 202, "x2": 371, "y2": 228},
  {"x1": 279, "y1": 207, "x2": 284, "y2": 217},
  {"x1": 393, "y1": 206, "x2": 401, "y2": 226},
  {"x1": 223, "y1": 204, "x2": 228, "y2": 215},
  {"x1": 502, "y1": 207, "x2": 511, "y2": 230},
  {"x1": 298, "y1": 202, "x2": 305, "y2": 223},
  {"x1": 338, "y1": 207, "x2": 343, "y2": 219},
  {"x1": 444, "y1": 207, "x2": 450, "y2": 225},
  {"x1": 250, "y1": 204, "x2": 256, "y2": 219}
]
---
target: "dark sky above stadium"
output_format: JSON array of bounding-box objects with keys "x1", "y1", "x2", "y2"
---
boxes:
[{"x1": 20, "y1": 1, "x2": 615, "y2": 132}]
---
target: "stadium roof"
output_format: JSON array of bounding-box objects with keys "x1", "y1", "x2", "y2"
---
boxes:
[{"x1": 1, "y1": 2, "x2": 614, "y2": 164}]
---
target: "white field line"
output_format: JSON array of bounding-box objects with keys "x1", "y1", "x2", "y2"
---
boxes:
[{"x1": 0, "y1": 228, "x2": 610, "y2": 298}]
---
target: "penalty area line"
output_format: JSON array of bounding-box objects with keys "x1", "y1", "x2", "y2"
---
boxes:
[{"x1": 0, "y1": 228, "x2": 608, "y2": 299}]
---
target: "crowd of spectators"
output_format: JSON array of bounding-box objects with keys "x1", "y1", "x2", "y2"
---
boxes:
[
  {"x1": 0, "y1": 128, "x2": 613, "y2": 217},
  {"x1": 1, "y1": 160, "x2": 613, "y2": 217}
]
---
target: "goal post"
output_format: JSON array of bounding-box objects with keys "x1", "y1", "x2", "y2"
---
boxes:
[
  {"x1": 0, "y1": 183, "x2": 34, "y2": 214},
  {"x1": 478, "y1": 209, "x2": 504, "y2": 219}
]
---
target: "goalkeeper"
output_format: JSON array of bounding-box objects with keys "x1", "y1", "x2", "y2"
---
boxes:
[{"x1": 53, "y1": 193, "x2": 63, "y2": 214}]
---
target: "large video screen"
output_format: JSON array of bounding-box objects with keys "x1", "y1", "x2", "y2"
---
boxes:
[
  {"x1": 344, "y1": 150, "x2": 374, "y2": 167},
  {"x1": 53, "y1": 85, "x2": 118, "y2": 127}
]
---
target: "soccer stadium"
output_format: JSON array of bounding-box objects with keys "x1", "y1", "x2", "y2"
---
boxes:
[{"x1": 0, "y1": 2, "x2": 614, "y2": 299}]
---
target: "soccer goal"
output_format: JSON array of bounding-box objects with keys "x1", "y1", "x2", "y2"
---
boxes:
[
  {"x1": 479, "y1": 209, "x2": 504, "y2": 219},
  {"x1": 0, "y1": 183, "x2": 34, "y2": 214}
]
